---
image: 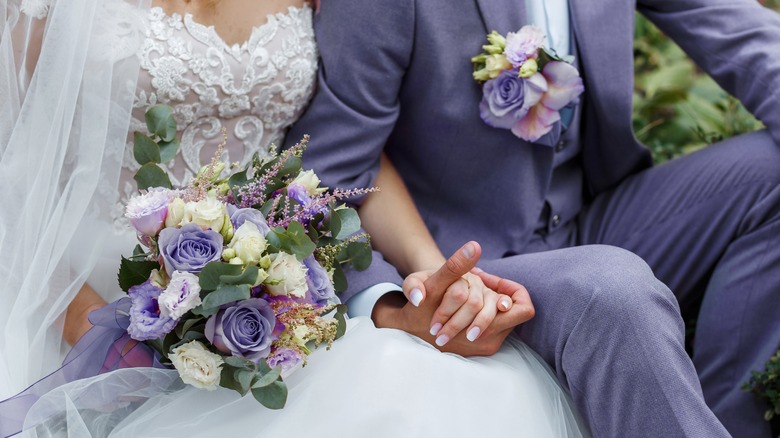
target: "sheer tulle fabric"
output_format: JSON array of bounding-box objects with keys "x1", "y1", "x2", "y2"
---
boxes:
[
  {"x1": 0, "y1": 0, "x2": 151, "y2": 398},
  {"x1": 18, "y1": 318, "x2": 588, "y2": 437}
]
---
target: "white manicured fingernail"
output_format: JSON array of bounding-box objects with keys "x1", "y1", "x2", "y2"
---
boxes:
[
  {"x1": 467, "y1": 326, "x2": 481, "y2": 342},
  {"x1": 429, "y1": 323, "x2": 442, "y2": 336},
  {"x1": 435, "y1": 334, "x2": 450, "y2": 346},
  {"x1": 409, "y1": 288, "x2": 423, "y2": 307},
  {"x1": 500, "y1": 298, "x2": 511, "y2": 310},
  {"x1": 462, "y1": 243, "x2": 475, "y2": 259}
]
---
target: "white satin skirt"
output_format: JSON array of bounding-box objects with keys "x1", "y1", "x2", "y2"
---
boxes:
[{"x1": 21, "y1": 316, "x2": 589, "y2": 437}]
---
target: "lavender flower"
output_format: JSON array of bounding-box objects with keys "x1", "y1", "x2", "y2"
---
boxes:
[
  {"x1": 204, "y1": 298, "x2": 277, "y2": 362},
  {"x1": 303, "y1": 256, "x2": 336, "y2": 305},
  {"x1": 127, "y1": 281, "x2": 176, "y2": 341},
  {"x1": 158, "y1": 271, "x2": 202, "y2": 319},
  {"x1": 287, "y1": 183, "x2": 312, "y2": 206},
  {"x1": 158, "y1": 223, "x2": 223, "y2": 275}
]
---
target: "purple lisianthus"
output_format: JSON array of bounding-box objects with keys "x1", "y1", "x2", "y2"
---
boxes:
[
  {"x1": 127, "y1": 281, "x2": 176, "y2": 341},
  {"x1": 124, "y1": 188, "x2": 172, "y2": 236},
  {"x1": 287, "y1": 183, "x2": 312, "y2": 206},
  {"x1": 204, "y1": 298, "x2": 277, "y2": 362},
  {"x1": 266, "y1": 347, "x2": 303, "y2": 374},
  {"x1": 227, "y1": 205, "x2": 271, "y2": 236},
  {"x1": 303, "y1": 256, "x2": 336, "y2": 305},
  {"x1": 504, "y1": 25, "x2": 545, "y2": 67},
  {"x1": 158, "y1": 223, "x2": 223, "y2": 275}
]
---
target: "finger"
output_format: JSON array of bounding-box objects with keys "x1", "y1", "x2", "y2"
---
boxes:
[
  {"x1": 493, "y1": 285, "x2": 535, "y2": 332},
  {"x1": 401, "y1": 273, "x2": 427, "y2": 307},
  {"x1": 428, "y1": 277, "x2": 473, "y2": 340},
  {"x1": 464, "y1": 291, "x2": 499, "y2": 342},
  {"x1": 473, "y1": 268, "x2": 514, "y2": 312},
  {"x1": 424, "y1": 241, "x2": 481, "y2": 294},
  {"x1": 432, "y1": 279, "x2": 487, "y2": 346},
  {"x1": 472, "y1": 269, "x2": 523, "y2": 297}
]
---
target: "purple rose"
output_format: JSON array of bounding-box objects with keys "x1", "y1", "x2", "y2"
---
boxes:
[
  {"x1": 286, "y1": 183, "x2": 312, "y2": 206},
  {"x1": 158, "y1": 223, "x2": 223, "y2": 274},
  {"x1": 303, "y1": 256, "x2": 336, "y2": 305},
  {"x1": 480, "y1": 70, "x2": 546, "y2": 130},
  {"x1": 227, "y1": 205, "x2": 271, "y2": 236},
  {"x1": 204, "y1": 298, "x2": 277, "y2": 362},
  {"x1": 266, "y1": 347, "x2": 303, "y2": 374},
  {"x1": 124, "y1": 188, "x2": 172, "y2": 236},
  {"x1": 127, "y1": 281, "x2": 176, "y2": 341}
]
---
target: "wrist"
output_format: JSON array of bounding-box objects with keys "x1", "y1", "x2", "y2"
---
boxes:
[{"x1": 371, "y1": 291, "x2": 407, "y2": 329}]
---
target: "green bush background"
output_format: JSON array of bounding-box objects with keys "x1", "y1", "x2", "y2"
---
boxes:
[
  {"x1": 633, "y1": 0, "x2": 779, "y2": 163},
  {"x1": 632, "y1": 2, "x2": 780, "y2": 430}
]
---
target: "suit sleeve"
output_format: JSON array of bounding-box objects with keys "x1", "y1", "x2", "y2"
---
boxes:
[
  {"x1": 638, "y1": 0, "x2": 780, "y2": 144},
  {"x1": 283, "y1": 0, "x2": 415, "y2": 302}
]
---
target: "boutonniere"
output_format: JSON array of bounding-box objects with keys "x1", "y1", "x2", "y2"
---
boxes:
[{"x1": 472, "y1": 26, "x2": 584, "y2": 143}]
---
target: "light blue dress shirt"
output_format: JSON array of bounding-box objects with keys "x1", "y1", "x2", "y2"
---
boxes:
[{"x1": 346, "y1": 0, "x2": 572, "y2": 317}]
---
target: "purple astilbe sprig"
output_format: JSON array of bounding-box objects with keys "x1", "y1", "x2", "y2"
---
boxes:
[
  {"x1": 268, "y1": 187, "x2": 380, "y2": 230},
  {"x1": 235, "y1": 136, "x2": 309, "y2": 208}
]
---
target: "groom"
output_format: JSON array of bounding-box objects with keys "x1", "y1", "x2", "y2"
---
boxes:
[{"x1": 286, "y1": 0, "x2": 780, "y2": 436}]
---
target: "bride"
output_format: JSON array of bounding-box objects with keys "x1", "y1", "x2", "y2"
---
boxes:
[{"x1": 0, "y1": 0, "x2": 588, "y2": 436}]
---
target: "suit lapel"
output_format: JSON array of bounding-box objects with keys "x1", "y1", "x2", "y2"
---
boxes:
[
  {"x1": 568, "y1": 0, "x2": 635, "y2": 116},
  {"x1": 474, "y1": 0, "x2": 527, "y2": 35}
]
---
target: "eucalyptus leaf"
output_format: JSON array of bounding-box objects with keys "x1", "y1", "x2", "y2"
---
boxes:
[
  {"x1": 145, "y1": 104, "x2": 177, "y2": 142},
  {"x1": 224, "y1": 356, "x2": 256, "y2": 369},
  {"x1": 330, "y1": 208, "x2": 360, "y2": 240},
  {"x1": 158, "y1": 138, "x2": 180, "y2": 163},
  {"x1": 334, "y1": 304, "x2": 348, "y2": 339},
  {"x1": 251, "y1": 366, "x2": 282, "y2": 388},
  {"x1": 332, "y1": 264, "x2": 347, "y2": 293},
  {"x1": 220, "y1": 365, "x2": 243, "y2": 394},
  {"x1": 174, "y1": 317, "x2": 203, "y2": 339},
  {"x1": 133, "y1": 132, "x2": 161, "y2": 165},
  {"x1": 251, "y1": 381, "x2": 288, "y2": 410},
  {"x1": 134, "y1": 163, "x2": 172, "y2": 190},
  {"x1": 220, "y1": 265, "x2": 259, "y2": 286},
  {"x1": 235, "y1": 369, "x2": 255, "y2": 395},
  {"x1": 346, "y1": 241, "x2": 372, "y2": 271},
  {"x1": 200, "y1": 284, "x2": 251, "y2": 312},
  {"x1": 199, "y1": 262, "x2": 243, "y2": 291},
  {"x1": 117, "y1": 256, "x2": 159, "y2": 292}
]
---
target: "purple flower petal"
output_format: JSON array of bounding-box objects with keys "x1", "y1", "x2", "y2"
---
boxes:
[
  {"x1": 512, "y1": 104, "x2": 560, "y2": 142},
  {"x1": 540, "y1": 61, "x2": 585, "y2": 111}
]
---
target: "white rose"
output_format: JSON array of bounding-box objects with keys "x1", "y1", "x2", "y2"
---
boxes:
[
  {"x1": 169, "y1": 341, "x2": 224, "y2": 391},
  {"x1": 228, "y1": 222, "x2": 267, "y2": 264},
  {"x1": 165, "y1": 197, "x2": 186, "y2": 228},
  {"x1": 265, "y1": 252, "x2": 309, "y2": 298},
  {"x1": 292, "y1": 170, "x2": 326, "y2": 196},
  {"x1": 183, "y1": 193, "x2": 226, "y2": 231},
  {"x1": 158, "y1": 271, "x2": 202, "y2": 319}
]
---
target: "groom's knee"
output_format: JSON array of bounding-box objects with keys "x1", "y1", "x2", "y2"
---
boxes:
[{"x1": 557, "y1": 245, "x2": 680, "y2": 330}]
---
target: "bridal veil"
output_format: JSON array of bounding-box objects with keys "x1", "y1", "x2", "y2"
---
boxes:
[{"x1": 0, "y1": 0, "x2": 150, "y2": 398}]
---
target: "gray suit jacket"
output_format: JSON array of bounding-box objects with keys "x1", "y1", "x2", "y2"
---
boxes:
[{"x1": 286, "y1": 0, "x2": 780, "y2": 301}]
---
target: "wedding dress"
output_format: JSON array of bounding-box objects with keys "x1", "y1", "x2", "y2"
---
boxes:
[{"x1": 0, "y1": 1, "x2": 588, "y2": 436}]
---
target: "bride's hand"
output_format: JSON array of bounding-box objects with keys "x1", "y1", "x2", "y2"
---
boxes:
[{"x1": 401, "y1": 243, "x2": 514, "y2": 347}]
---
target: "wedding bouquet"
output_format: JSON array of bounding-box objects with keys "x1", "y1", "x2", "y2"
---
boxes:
[{"x1": 118, "y1": 105, "x2": 373, "y2": 409}]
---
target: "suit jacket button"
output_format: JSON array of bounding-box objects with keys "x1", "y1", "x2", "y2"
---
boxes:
[
  {"x1": 555, "y1": 140, "x2": 566, "y2": 152},
  {"x1": 551, "y1": 214, "x2": 561, "y2": 227}
]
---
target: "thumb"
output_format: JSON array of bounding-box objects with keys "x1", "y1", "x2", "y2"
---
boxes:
[{"x1": 424, "y1": 241, "x2": 481, "y2": 293}]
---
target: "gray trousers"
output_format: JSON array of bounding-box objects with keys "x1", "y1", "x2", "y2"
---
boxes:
[{"x1": 483, "y1": 130, "x2": 780, "y2": 437}]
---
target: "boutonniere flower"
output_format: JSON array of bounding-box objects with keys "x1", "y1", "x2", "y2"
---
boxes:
[{"x1": 472, "y1": 26, "x2": 584, "y2": 143}]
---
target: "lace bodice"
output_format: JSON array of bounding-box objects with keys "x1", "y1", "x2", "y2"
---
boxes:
[{"x1": 118, "y1": 4, "x2": 317, "y2": 207}]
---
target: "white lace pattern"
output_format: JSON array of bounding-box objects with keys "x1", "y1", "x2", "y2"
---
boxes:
[{"x1": 117, "y1": 5, "x2": 317, "y2": 225}]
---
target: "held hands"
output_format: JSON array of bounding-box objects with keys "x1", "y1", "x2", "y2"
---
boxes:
[{"x1": 372, "y1": 242, "x2": 535, "y2": 356}]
